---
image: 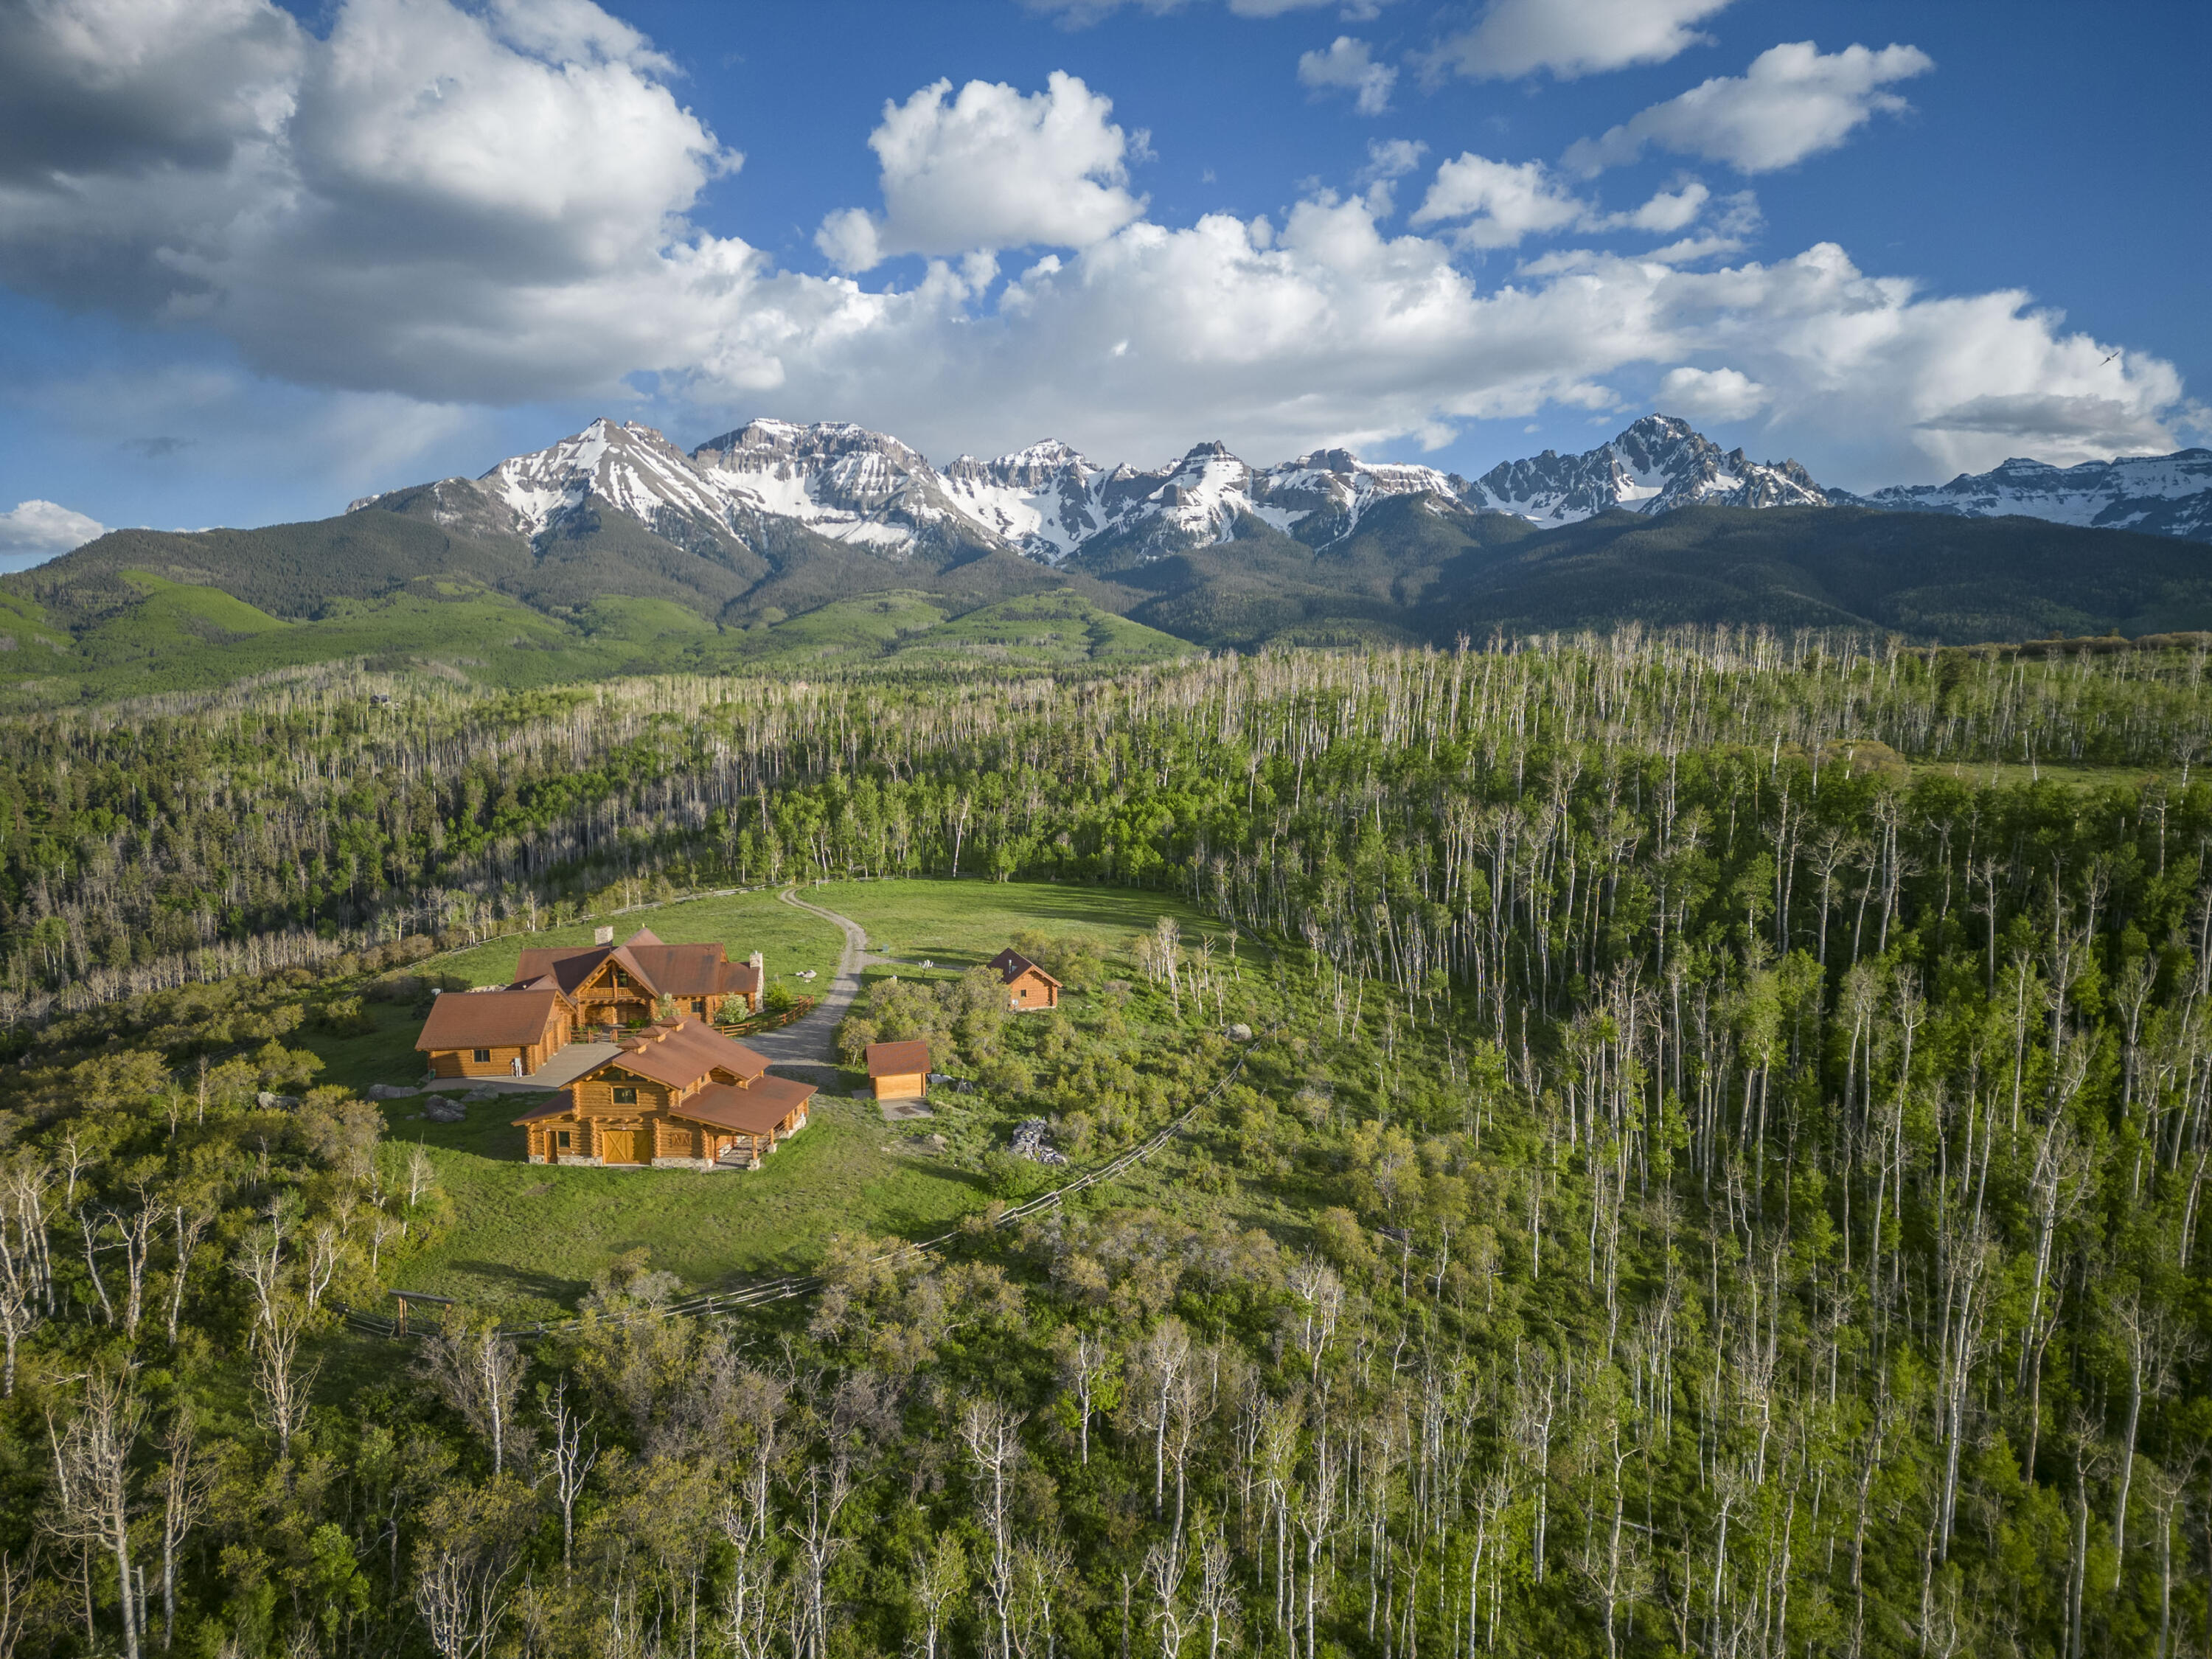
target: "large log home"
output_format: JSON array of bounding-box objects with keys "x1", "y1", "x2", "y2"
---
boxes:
[
  {"x1": 514, "y1": 927, "x2": 765, "y2": 1032},
  {"x1": 511, "y1": 1018, "x2": 815, "y2": 1169},
  {"x1": 417, "y1": 987, "x2": 575, "y2": 1079}
]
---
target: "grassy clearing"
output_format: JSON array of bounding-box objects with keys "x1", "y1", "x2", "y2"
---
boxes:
[
  {"x1": 811, "y1": 875, "x2": 1242, "y2": 967},
  {"x1": 1908, "y1": 756, "x2": 2172, "y2": 791},
  {"x1": 372, "y1": 1093, "x2": 988, "y2": 1321},
  {"x1": 431, "y1": 886, "x2": 847, "y2": 995},
  {"x1": 351, "y1": 880, "x2": 1279, "y2": 1315}
]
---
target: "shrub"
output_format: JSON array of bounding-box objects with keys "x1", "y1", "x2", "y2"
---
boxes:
[
  {"x1": 979, "y1": 1149, "x2": 1028, "y2": 1198},
  {"x1": 836, "y1": 1017, "x2": 879, "y2": 1066},
  {"x1": 763, "y1": 982, "x2": 798, "y2": 1014},
  {"x1": 311, "y1": 994, "x2": 377, "y2": 1036}
]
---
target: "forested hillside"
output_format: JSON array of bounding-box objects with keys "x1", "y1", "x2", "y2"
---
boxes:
[
  {"x1": 2, "y1": 634, "x2": 2211, "y2": 1658},
  {"x1": 11, "y1": 490, "x2": 2212, "y2": 703}
]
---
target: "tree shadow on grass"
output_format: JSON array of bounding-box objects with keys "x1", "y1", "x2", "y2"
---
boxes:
[{"x1": 444, "y1": 1258, "x2": 586, "y2": 1306}]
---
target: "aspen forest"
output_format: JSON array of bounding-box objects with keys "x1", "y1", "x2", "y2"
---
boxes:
[{"x1": 2, "y1": 628, "x2": 2212, "y2": 1659}]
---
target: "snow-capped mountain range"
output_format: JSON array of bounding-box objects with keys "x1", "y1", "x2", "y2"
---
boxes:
[
  {"x1": 1834, "y1": 450, "x2": 2212, "y2": 541},
  {"x1": 1464, "y1": 417, "x2": 1828, "y2": 523},
  {"x1": 350, "y1": 414, "x2": 2212, "y2": 563}
]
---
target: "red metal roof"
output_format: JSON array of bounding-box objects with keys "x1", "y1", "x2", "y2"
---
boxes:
[
  {"x1": 625, "y1": 943, "x2": 742, "y2": 997},
  {"x1": 512, "y1": 929, "x2": 751, "y2": 1001},
  {"x1": 417, "y1": 989, "x2": 563, "y2": 1051},
  {"x1": 510, "y1": 1091, "x2": 577, "y2": 1125},
  {"x1": 672, "y1": 1076, "x2": 816, "y2": 1135},
  {"x1": 865, "y1": 1038, "x2": 931, "y2": 1077},
  {"x1": 582, "y1": 1020, "x2": 770, "y2": 1090}
]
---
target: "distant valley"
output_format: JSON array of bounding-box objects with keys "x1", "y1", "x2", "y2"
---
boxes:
[{"x1": 7, "y1": 414, "x2": 2211, "y2": 701}]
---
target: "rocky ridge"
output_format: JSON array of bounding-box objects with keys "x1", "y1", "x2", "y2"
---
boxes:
[{"x1": 348, "y1": 414, "x2": 2212, "y2": 570}]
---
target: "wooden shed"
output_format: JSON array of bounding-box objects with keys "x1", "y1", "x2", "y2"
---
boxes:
[
  {"x1": 985, "y1": 948, "x2": 1062, "y2": 1012},
  {"x1": 866, "y1": 1038, "x2": 931, "y2": 1102},
  {"x1": 417, "y1": 987, "x2": 574, "y2": 1078}
]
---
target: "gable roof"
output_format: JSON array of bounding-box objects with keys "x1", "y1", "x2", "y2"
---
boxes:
[
  {"x1": 986, "y1": 948, "x2": 1062, "y2": 988},
  {"x1": 580, "y1": 1019, "x2": 771, "y2": 1091},
  {"x1": 625, "y1": 943, "x2": 745, "y2": 998},
  {"x1": 866, "y1": 1038, "x2": 931, "y2": 1077},
  {"x1": 512, "y1": 1091, "x2": 577, "y2": 1126},
  {"x1": 513, "y1": 943, "x2": 622, "y2": 996},
  {"x1": 417, "y1": 988, "x2": 563, "y2": 1051},
  {"x1": 672, "y1": 1075, "x2": 816, "y2": 1136},
  {"x1": 512, "y1": 929, "x2": 748, "y2": 1000}
]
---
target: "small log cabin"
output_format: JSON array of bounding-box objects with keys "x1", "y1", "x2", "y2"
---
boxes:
[
  {"x1": 985, "y1": 948, "x2": 1062, "y2": 1012},
  {"x1": 417, "y1": 987, "x2": 575, "y2": 1079},
  {"x1": 515, "y1": 928, "x2": 765, "y2": 1032},
  {"x1": 512, "y1": 1018, "x2": 815, "y2": 1169},
  {"x1": 866, "y1": 1038, "x2": 930, "y2": 1102}
]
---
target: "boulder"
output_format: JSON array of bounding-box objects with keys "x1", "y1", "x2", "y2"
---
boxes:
[
  {"x1": 1009, "y1": 1118, "x2": 1069, "y2": 1166},
  {"x1": 254, "y1": 1091, "x2": 300, "y2": 1110},
  {"x1": 1226, "y1": 1023, "x2": 1254, "y2": 1042},
  {"x1": 424, "y1": 1099, "x2": 467, "y2": 1124},
  {"x1": 366, "y1": 1084, "x2": 418, "y2": 1100}
]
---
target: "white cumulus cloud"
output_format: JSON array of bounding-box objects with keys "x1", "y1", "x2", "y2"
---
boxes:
[
  {"x1": 1599, "y1": 181, "x2": 1711, "y2": 234},
  {"x1": 1298, "y1": 37, "x2": 1396, "y2": 116},
  {"x1": 1658, "y1": 365, "x2": 1769, "y2": 420},
  {"x1": 817, "y1": 73, "x2": 1146, "y2": 271},
  {"x1": 1411, "y1": 158, "x2": 1738, "y2": 254},
  {"x1": 1358, "y1": 139, "x2": 1429, "y2": 184},
  {"x1": 0, "y1": 0, "x2": 2191, "y2": 498},
  {"x1": 0, "y1": 0, "x2": 737, "y2": 403},
  {"x1": 0, "y1": 500, "x2": 106, "y2": 568},
  {"x1": 1429, "y1": 0, "x2": 1732, "y2": 81},
  {"x1": 1566, "y1": 41, "x2": 1934, "y2": 175},
  {"x1": 1411, "y1": 156, "x2": 1584, "y2": 248},
  {"x1": 1022, "y1": 0, "x2": 1351, "y2": 22}
]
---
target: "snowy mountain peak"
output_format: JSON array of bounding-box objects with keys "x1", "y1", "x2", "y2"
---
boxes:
[
  {"x1": 1839, "y1": 448, "x2": 2212, "y2": 540},
  {"x1": 473, "y1": 417, "x2": 728, "y2": 541},
  {"x1": 344, "y1": 412, "x2": 2212, "y2": 583},
  {"x1": 1467, "y1": 415, "x2": 1828, "y2": 526}
]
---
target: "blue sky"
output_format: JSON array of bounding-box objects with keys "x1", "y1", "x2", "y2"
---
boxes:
[{"x1": 1, "y1": 0, "x2": 2205, "y2": 568}]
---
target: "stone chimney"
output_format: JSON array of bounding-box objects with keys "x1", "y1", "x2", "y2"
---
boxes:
[{"x1": 595, "y1": 925, "x2": 614, "y2": 945}]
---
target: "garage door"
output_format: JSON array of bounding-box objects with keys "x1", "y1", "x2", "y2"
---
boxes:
[{"x1": 598, "y1": 1127, "x2": 645, "y2": 1164}]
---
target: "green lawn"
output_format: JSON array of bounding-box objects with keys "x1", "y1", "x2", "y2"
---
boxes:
[
  {"x1": 344, "y1": 880, "x2": 1253, "y2": 1316},
  {"x1": 373, "y1": 1094, "x2": 988, "y2": 1321},
  {"x1": 432, "y1": 886, "x2": 847, "y2": 995},
  {"x1": 811, "y1": 875, "x2": 1239, "y2": 967}
]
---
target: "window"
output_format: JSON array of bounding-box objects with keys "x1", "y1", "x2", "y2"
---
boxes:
[
  {"x1": 613, "y1": 1086, "x2": 637, "y2": 1105},
  {"x1": 692, "y1": 998, "x2": 706, "y2": 1014},
  {"x1": 473, "y1": 1048, "x2": 491, "y2": 1062},
  {"x1": 555, "y1": 1130, "x2": 571, "y2": 1149}
]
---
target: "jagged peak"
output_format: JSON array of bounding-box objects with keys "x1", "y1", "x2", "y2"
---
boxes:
[
  {"x1": 997, "y1": 439, "x2": 1090, "y2": 467},
  {"x1": 694, "y1": 417, "x2": 917, "y2": 456}
]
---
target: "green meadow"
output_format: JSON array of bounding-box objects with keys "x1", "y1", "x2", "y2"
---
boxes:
[{"x1": 321, "y1": 880, "x2": 1245, "y2": 1318}]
